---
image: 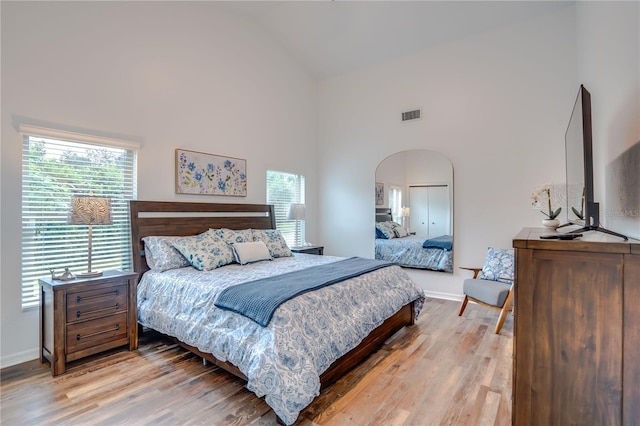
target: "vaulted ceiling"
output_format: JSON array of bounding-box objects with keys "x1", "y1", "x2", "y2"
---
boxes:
[{"x1": 220, "y1": 1, "x2": 573, "y2": 79}]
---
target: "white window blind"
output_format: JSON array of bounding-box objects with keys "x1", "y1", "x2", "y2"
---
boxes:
[
  {"x1": 21, "y1": 132, "x2": 137, "y2": 309},
  {"x1": 266, "y1": 170, "x2": 305, "y2": 247},
  {"x1": 389, "y1": 185, "x2": 403, "y2": 223}
]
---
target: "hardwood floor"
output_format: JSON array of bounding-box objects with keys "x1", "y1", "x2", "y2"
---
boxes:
[{"x1": 1, "y1": 298, "x2": 513, "y2": 425}]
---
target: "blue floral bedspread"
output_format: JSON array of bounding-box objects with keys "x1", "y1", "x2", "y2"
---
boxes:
[
  {"x1": 375, "y1": 234, "x2": 453, "y2": 272},
  {"x1": 137, "y1": 254, "x2": 425, "y2": 425}
]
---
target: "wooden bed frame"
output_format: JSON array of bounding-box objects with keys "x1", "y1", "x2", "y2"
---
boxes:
[
  {"x1": 129, "y1": 200, "x2": 416, "y2": 392},
  {"x1": 376, "y1": 207, "x2": 393, "y2": 222}
]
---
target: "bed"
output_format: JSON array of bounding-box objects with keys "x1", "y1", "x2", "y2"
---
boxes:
[
  {"x1": 130, "y1": 201, "x2": 425, "y2": 425},
  {"x1": 375, "y1": 208, "x2": 453, "y2": 272}
]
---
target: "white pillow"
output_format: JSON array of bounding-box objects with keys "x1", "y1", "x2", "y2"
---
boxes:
[
  {"x1": 394, "y1": 225, "x2": 409, "y2": 237},
  {"x1": 231, "y1": 241, "x2": 273, "y2": 265}
]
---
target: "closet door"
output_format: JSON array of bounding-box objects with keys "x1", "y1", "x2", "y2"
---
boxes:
[
  {"x1": 427, "y1": 186, "x2": 450, "y2": 238},
  {"x1": 409, "y1": 187, "x2": 429, "y2": 235},
  {"x1": 409, "y1": 185, "x2": 450, "y2": 238}
]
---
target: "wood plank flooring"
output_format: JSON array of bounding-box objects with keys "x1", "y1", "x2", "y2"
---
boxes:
[{"x1": 0, "y1": 298, "x2": 513, "y2": 425}]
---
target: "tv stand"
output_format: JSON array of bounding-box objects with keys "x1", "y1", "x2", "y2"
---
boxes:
[
  {"x1": 562, "y1": 202, "x2": 628, "y2": 240},
  {"x1": 566, "y1": 225, "x2": 628, "y2": 241}
]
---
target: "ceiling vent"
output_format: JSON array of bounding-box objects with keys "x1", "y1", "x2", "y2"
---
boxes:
[{"x1": 401, "y1": 109, "x2": 421, "y2": 122}]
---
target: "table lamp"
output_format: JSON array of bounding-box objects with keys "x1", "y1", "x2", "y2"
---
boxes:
[
  {"x1": 287, "y1": 203, "x2": 307, "y2": 246},
  {"x1": 68, "y1": 195, "x2": 112, "y2": 277}
]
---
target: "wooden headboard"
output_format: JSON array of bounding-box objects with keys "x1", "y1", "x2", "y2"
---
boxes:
[
  {"x1": 375, "y1": 207, "x2": 393, "y2": 222},
  {"x1": 129, "y1": 201, "x2": 276, "y2": 279}
]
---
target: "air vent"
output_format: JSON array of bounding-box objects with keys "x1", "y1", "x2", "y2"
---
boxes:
[{"x1": 401, "y1": 109, "x2": 421, "y2": 122}]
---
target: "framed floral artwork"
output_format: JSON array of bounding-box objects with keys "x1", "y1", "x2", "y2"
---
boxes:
[
  {"x1": 176, "y1": 149, "x2": 247, "y2": 196},
  {"x1": 375, "y1": 182, "x2": 384, "y2": 205}
]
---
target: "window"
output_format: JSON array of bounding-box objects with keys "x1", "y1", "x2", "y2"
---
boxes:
[
  {"x1": 20, "y1": 126, "x2": 137, "y2": 309},
  {"x1": 266, "y1": 170, "x2": 305, "y2": 247},
  {"x1": 389, "y1": 185, "x2": 403, "y2": 223}
]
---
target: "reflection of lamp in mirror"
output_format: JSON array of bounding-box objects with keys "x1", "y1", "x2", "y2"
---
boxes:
[
  {"x1": 287, "y1": 203, "x2": 307, "y2": 247},
  {"x1": 68, "y1": 195, "x2": 112, "y2": 278},
  {"x1": 401, "y1": 207, "x2": 411, "y2": 231}
]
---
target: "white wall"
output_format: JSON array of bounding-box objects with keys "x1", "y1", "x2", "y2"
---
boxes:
[
  {"x1": 317, "y1": 6, "x2": 577, "y2": 298},
  {"x1": 0, "y1": 2, "x2": 318, "y2": 367},
  {"x1": 577, "y1": 1, "x2": 640, "y2": 240},
  {"x1": 2, "y1": 0, "x2": 637, "y2": 368}
]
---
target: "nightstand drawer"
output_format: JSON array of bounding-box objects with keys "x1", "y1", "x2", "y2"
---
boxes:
[
  {"x1": 291, "y1": 246, "x2": 324, "y2": 255},
  {"x1": 67, "y1": 312, "x2": 128, "y2": 354},
  {"x1": 66, "y1": 284, "x2": 128, "y2": 322}
]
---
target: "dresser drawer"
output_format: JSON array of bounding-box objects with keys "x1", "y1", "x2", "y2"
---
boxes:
[
  {"x1": 67, "y1": 312, "x2": 128, "y2": 354},
  {"x1": 66, "y1": 284, "x2": 127, "y2": 322}
]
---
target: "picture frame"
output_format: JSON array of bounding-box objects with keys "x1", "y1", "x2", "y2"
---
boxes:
[
  {"x1": 375, "y1": 182, "x2": 384, "y2": 205},
  {"x1": 176, "y1": 149, "x2": 247, "y2": 196}
]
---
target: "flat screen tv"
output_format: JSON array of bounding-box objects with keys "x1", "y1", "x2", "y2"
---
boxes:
[{"x1": 564, "y1": 84, "x2": 627, "y2": 240}]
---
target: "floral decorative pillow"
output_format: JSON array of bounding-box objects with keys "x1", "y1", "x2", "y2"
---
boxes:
[
  {"x1": 392, "y1": 222, "x2": 409, "y2": 237},
  {"x1": 234, "y1": 228, "x2": 254, "y2": 243},
  {"x1": 171, "y1": 230, "x2": 235, "y2": 271},
  {"x1": 479, "y1": 247, "x2": 515, "y2": 283},
  {"x1": 252, "y1": 229, "x2": 292, "y2": 258},
  {"x1": 209, "y1": 228, "x2": 253, "y2": 245},
  {"x1": 375, "y1": 221, "x2": 396, "y2": 239},
  {"x1": 142, "y1": 236, "x2": 190, "y2": 271}
]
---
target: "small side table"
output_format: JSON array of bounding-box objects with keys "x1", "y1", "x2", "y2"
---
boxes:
[
  {"x1": 39, "y1": 269, "x2": 138, "y2": 376},
  {"x1": 291, "y1": 245, "x2": 324, "y2": 255}
]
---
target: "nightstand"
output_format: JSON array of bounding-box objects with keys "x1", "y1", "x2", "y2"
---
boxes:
[
  {"x1": 39, "y1": 269, "x2": 138, "y2": 376},
  {"x1": 291, "y1": 245, "x2": 324, "y2": 255}
]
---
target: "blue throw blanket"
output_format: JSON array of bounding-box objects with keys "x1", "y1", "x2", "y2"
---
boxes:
[
  {"x1": 214, "y1": 257, "x2": 395, "y2": 326},
  {"x1": 422, "y1": 235, "x2": 453, "y2": 251}
]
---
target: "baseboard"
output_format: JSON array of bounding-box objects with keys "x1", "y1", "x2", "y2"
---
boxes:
[
  {"x1": 0, "y1": 348, "x2": 39, "y2": 370},
  {"x1": 423, "y1": 290, "x2": 464, "y2": 302}
]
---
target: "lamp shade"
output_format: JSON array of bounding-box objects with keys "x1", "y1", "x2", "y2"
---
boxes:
[
  {"x1": 68, "y1": 196, "x2": 113, "y2": 225},
  {"x1": 401, "y1": 207, "x2": 411, "y2": 217},
  {"x1": 287, "y1": 203, "x2": 306, "y2": 221}
]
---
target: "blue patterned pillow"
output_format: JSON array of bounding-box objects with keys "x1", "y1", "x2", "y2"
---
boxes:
[
  {"x1": 252, "y1": 229, "x2": 292, "y2": 258},
  {"x1": 142, "y1": 236, "x2": 190, "y2": 271},
  {"x1": 375, "y1": 221, "x2": 396, "y2": 239},
  {"x1": 171, "y1": 230, "x2": 234, "y2": 271},
  {"x1": 479, "y1": 247, "x2": 515, "y2": 283},
  {"x1": 209, "y1": 228, "x2": 253, "y2": 244}
]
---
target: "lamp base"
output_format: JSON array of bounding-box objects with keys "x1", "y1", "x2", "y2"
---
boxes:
[{"x1": 76, "y1": 270, "x2": 103, "y2": 278}]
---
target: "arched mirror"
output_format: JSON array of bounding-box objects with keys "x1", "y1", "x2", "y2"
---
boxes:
[{"x1": 374, "y1": 150, "x2": 453, "y2": 273}]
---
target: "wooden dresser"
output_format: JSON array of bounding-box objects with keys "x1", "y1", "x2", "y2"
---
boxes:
[
  {"x1": 39, "y1": 269, "x2": 138, "y2": 376},
  {"x1": 512, "y1": 228, "x2": 640, "y2": 425}
]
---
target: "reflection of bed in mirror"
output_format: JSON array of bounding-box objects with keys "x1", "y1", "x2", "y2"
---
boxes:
[
  {"x1": 374, "y1": 149, "x2": 454, "y2": 273},
  {"x1": 375, "y1": 208, "x2": 453, "y2": 272}
]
